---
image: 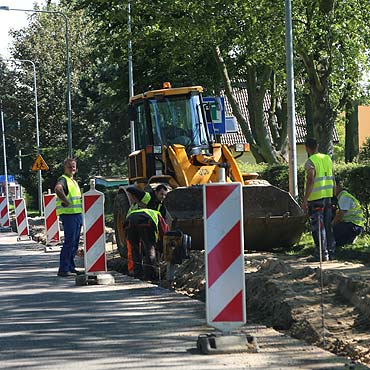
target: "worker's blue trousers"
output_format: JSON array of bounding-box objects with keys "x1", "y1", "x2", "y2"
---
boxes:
[{"x1": 58, "y1": 213, "x2": 83, "y2": 273}]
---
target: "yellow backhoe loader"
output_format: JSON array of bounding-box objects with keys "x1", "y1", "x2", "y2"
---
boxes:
[{"x1": 113, "y1": 83, "x2": 306, "y2": 261}]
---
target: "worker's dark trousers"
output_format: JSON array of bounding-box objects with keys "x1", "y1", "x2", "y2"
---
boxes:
[
  {"x1": 59, "y1": 213, "x2": 82, "y2": 273},
  {"x1": 126, "y1": 221, "x2": 156, "y2": 280},
  {"x1": 308, "y1": 198, "x2": 336, "y2": 259},
  {"x1": 333, "y1": 222, "x2": 362, "y2": 247}
]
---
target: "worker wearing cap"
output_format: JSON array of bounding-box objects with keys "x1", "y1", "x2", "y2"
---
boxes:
[
  {"x1": 302, "y1": 138, "x2": 336, "y2": 261},
  {"x1": 332, "y1": 180, "x2": 364, "y2": 246}
]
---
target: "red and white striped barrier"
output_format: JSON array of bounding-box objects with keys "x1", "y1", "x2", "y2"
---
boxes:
[
  {"x1": 0, "y1": 195, "x2": 10, "y2": 228},
  {"x1": 43, "y1": 192, "x2": 60, "y2": 245},
  {"x1": 14, "y1": 198, "x2": 30, "y2": 241},
  {"x1": 203, "y1": 183, "x2": 246, "y2": 332},
  {"x1": 83, "y1": 181, "x2": 106, "y2": 274}
]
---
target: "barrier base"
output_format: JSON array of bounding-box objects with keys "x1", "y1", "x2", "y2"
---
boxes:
[
  {"x1": 0, "y1": 226, "x2": 12, "y2": 232},
  {"x1": 196, "y1": 333, "x2": 259, "y2": 355},
  {"x1": 75, "y1": 273, "x2": 115, "y2": 286},
  {"x1": 44, "y1": 245, "x2": 62, "y2": 253},
  {"x1": 17, "y1": 235, "x2": 32, "y2": 242}
]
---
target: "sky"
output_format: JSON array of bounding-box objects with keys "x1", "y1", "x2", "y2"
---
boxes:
[{"x1": 0, "y1": 0, "x2": 52, "y2": 57}]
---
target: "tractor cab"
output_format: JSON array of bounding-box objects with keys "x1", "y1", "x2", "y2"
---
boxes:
[{"x1": 128, "y1": 84, "x2": 213, "y2": 182}]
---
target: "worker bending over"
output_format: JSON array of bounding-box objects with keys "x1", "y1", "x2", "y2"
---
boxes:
[
  {"x1": 124, "y1": 208, "x2": 166, "y2": 280},
  {"x1": 333, "y1": 180, "x2": 365, "y2": 246},
  {"x1": 123, "y1": 185, "x2": 168, "y2": 276},
  {"x1": 125, "y1": 184, "x2": 168, "y2": 217}
]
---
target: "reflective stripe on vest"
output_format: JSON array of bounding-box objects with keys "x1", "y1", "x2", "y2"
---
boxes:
[
  {"x1": 56, "y1": 175, "x2": 82, "y2": 215},
  {"x1": 338, "y1": 190, "x2": 365, "y2": 227},
  {"x1": 307, "y1": 153, "x2": 334, "y2": 201},
  {"x1": 128, "y1": 208, "x2": 160, "y2": 240}
]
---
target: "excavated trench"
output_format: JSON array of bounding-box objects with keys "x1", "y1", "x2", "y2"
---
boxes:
[
  {"x1": 171, "y1": 251, "x2": 370, "y2": 367},
  {"x1": 29, "y1": 219, "x2": 370, "y2": 368}
]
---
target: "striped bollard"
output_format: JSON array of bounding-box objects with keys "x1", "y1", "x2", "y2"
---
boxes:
[
  {"x1": 0, "y1": 195, "x2": 10, "y2": 229},
  {"x1": 43, "y1": 191, "x2": 60, "y2": 249},
  {"x1": 83, "y1": 179, "x2": 107, "y2": 274},
  {"x1": 14, "y1": 198, "x2": 31, "y2": 241},
  {"x1": 197, "y1": 183, "x2": 256, "y2": 354}
]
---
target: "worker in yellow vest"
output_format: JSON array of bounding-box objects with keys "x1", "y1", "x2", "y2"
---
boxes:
[
  {"x1": 125, "y1": 184, "x2": 168, "y2": 217},
  {"x1": 55, "y1": 158, "x2": 83, "y2": 277},
  {"x1": 124, "y1": 207, "x2": 167, "y2": 280},
  {"x1": 333, "y1": 179, "x2": 365, "y2": 246},
  {"x1": 302, "y1": 138, "x2": 336, "y2": 261},
  {"x1": 123, "y1": 185, "x2": 168, "y2": 276}
]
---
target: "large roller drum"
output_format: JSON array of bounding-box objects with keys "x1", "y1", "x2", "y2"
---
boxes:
[{"x1": 164, "y1": 184, "x2": 307, "y2": 251}]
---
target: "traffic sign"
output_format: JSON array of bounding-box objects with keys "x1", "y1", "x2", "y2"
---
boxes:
[
  {"x1": 204, "y1": 96, "x2": 226, "y2": 134},
  {"x1": 32, "y1": 155, "x2": 49, "y2": 171}
]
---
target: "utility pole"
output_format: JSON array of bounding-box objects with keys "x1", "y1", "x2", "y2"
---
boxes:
[
  {"x1": 1, "y1": 102, "x2": 9, "y2": 210},
  {"x1": 128, "y1": 0, "x2": 135, "y2": 152},
  {"x1": 284, "y1": 0, "x2": 298, "y2": 198}
]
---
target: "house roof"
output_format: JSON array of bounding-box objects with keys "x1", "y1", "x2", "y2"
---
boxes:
[{"x1": 219, "y1": 87, "x2": 338, "y2": 145}]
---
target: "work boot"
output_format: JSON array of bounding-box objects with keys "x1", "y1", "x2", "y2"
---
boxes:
[
  {"x1": 307, "y1": 255, "x2": 329, "y2": 262},
  {"x1": 70, "y1": 269, "x2": 84, "y2": 275},
  {"x1": 57, "y1": 271, "x2": 75, "y2": 277}
]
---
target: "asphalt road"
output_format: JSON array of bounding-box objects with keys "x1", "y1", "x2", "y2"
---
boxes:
[{"x1": 0, "y1": 231, "x2": 359, "y2": 370}]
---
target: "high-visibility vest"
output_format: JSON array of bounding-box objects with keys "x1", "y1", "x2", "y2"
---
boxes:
[
  {"x1": 338, "y1": 190, "x2": 365, "y2": 227},
  {"x1": 307, "y1": 153, "x2": 334, "y2": 201},
  {"x1": 56, "y1": 175, "x2": 82, "y2": 215},
  {"x1": 127, "y1": 208, "x2": 160, "y2": 241},
  {"x1": 126, "y1": 191, "x2": 161, "y2": 216},
  {"x1": 141, "y1": 192, "x2": 151, "y2": 205}
]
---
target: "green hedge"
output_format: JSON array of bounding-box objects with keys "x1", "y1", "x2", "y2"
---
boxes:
[
  {"x1": 94, "y1": 185, "x2": 119, "y2": 216},
  {"x1": 258, "y1": 162, "x2": 370, "y2": 230}
]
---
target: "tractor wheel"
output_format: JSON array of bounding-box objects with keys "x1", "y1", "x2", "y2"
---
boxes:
[{"x1": 113, "y1": 190, "x2": 130, "y2": 263}]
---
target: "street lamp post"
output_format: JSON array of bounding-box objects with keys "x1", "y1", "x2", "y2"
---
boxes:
[
  {"x1": 1, "y1": 58, "x2": 43, "y2": 215},
  {"x1": 0, "y1": 102, "x2": 9, "y2": 213},
  {"x1": 284, "y1": 0, "x2": 298, "y2": 199},
  {"x1": 127, "y1": 0, "x2": 136, "y2": 152},
  {"x1": 0, "y1": 5, "x2": 73, "y2": 158}
]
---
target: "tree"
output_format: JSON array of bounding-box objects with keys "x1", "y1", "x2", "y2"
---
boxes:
[
  {"x1": 294, "y1": 0, "x2": 370, "y2": 155},
  {"x1": 76, "y1": 0, "x2": 292, "y2": 164},
  {"x1": 5, "y1": 1, "x2": 129, "y2": 203}
]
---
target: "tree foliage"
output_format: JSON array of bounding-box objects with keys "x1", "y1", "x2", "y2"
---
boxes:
[
  {"x1": 1, "y1": 0, "x2": 369, "y2": 203},
  {"x1": 293, "y1": 0, "x2": 370, "y2": 154}
]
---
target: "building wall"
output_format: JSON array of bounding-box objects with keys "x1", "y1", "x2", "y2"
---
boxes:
[{"x1": 359, "y1": 106, "x2": 370, "y2": 147}]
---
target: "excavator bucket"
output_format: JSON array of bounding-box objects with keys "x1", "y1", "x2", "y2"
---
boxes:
[{"x1": 164, "y1": 185, "x2": 307, "y2": 251}]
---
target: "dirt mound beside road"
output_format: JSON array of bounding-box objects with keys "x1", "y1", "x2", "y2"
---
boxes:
[{"x1": 172, "y1": 251, "x2": 370, "y2": 368}]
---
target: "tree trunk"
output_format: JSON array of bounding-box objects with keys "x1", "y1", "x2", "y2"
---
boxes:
[
  {"x1": 345, "y1": 100, "x2": 359, "y2": 162},
  {"x1": 301, "y1": 52, "x2": 335, "y2": 155},
  {"x1": 304, "y1": 94, "x2": 314, "y2": 138},
  {"x1": 212, "y1": 45, "x2": 263, "y2": 162},
  {"x1": 246, "y1": 65, "x2": 280, "y2": 164},
  {"x1": 212, "y1": 45, "x2": 282, "y2": 164}
]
